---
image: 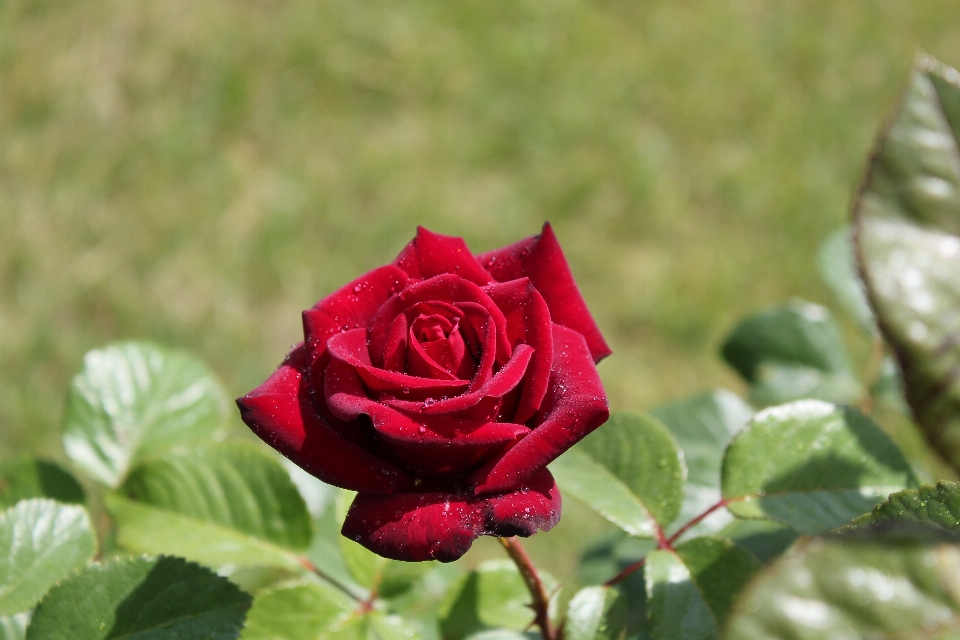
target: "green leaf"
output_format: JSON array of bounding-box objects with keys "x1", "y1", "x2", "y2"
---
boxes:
[
  {"x1": 462, "y1": 632, "x2": 535, "y2": 640},
  {"x1": 844, "y1": 481, "x2": 960, "y2": 534},
  {"x1": 645, "y1": 537, "x2": 760, "y2": 640},
  {"x1": 336, "y1": 490, "x2": 388, "y2": 590},
  {"x1": 721, "y1": 400, "x2": 917, "y2": 534},
  {"x1": 720, "y1": 300, "x2": 863, "y2": 405},
  {"x1": 817, "y1": 228, "x2": 877, "y2": 335},
  {"x1": 718, "y1": 519, "x2": 798, "y2": 564},
  {"x1": 330, "y1": 613, "x2": 421, "y2": 640},
  {"x1": 62, "y1": 341, "x2": 230, "y2": 487},
  {"x1": 651, "y1": 390, "x2": 753, "y2": 536},
  {"x1": 106, "y1": 442, "x2": 311, "y2": 571},
  {"x1": 0, "y1": 499, "x2": 96, "y2": 616},
  {"x1": 564, "y1": 587, "x2": 627, "y2": 640},
  {"x1": 26, "y1": 555, "x2": 251, "y2": 640},
  {"x1": 854, "y1": 55, "x2": 960, "y2": 471},
  {"x1": 0, "y1": 458, "x2": 84, "y2": 510},
  {"x1": 551, "y1": 412, "x2": 685, "y2": 536},
  {"x1": 0, "y1": 613, "x2": 29, "y2": 640},
  {"x1": 727, "y1": 536, "x2": 960, "y2": 639},
  {"x1": 438, "y1": 561, "x2": 532, "y2": 640},
  {"x1": 240, "y1": 580, "x2": 357, "y2": 640}
]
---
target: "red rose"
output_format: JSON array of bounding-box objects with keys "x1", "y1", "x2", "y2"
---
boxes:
[{"x1": 237, "y1": 225, "x2": 610, "y2": 562}]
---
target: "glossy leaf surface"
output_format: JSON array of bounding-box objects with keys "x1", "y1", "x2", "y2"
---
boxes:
[
  {"x1": 438, "y1": 561, "x2": 532, "y2": 640},
  {"x1": 62, "y1": 342, "x2": 229, "y2": 486},
  {"x1": 240, "y1": 580, "x2": 357, "y2": 640},
  {"x1": 720, "y1": 300, "x2": 862, "y2": 405},
  {"x1": 0, "y1": 500, "x2": 96, "y2": 616},
  {"x1": 27, "y1": 555, "x2": 251, "y2": 640},
  {"x1": 853, "y1": 55, "x2": 960, "y2": 470},
  {"x1": 845, "y1": 481, "x2": 960, "y2": 533},
  {"x1": 564, "y1": 587, "x2": 626, "y2": 640},
  {"x1": 552, "y1": 412, "x2": 685, "y2": 537},
  {"x1": 651, "y1": 390, "x2": 752, "y2": 535},
  {"x1": 107, "y1": 442, "x2": 311, "y2": 570},
  {"x1": 722, "y1": 400, "x2": 917, "y2": 534},
  {"x1": 727, "y1": 537, "x2": 960, "y2": 639}
]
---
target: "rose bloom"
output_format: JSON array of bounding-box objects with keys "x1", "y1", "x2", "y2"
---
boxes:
[{"x1": 237, "y1": 225, "x2": 610, "y2": 561}]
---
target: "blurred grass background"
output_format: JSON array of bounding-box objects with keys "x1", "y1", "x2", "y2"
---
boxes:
[{"x1": 3, "y1": 0, "x2": 960, "y2": 578}]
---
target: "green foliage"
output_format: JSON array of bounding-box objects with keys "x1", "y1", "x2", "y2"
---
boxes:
[
  {"x1": 720, "y1": 301, "x2": 863, "y2": 405},
  {"x1": 721, "y1": 400, "x2": 918, "y2": 533},
  {"x1": 26, "y1": 555, "x2": 251, "y2": 640},
  {"x1": 845, "y1": 481, "x2": 960, "y2": 534},
  {"x1": 106, "y1": 442, "x2": 311, "y2": 571},
  {"x1": 816, "y1": 228, "x2": 877, "y2": 335},
  {"x1": 564, "y1": 587, "x2": 627, "y2": 640},
  {"x1": 0, "y1": 458, "x2": 84, "y2": 510},
  {"x1": 552, "y1": 412, "x2": 685, "y2": 537},
  {"x1": 644, "y1": 537, "x2": 759, "y2": 640},
  {"x1": 328, "y1": 613, "x2": 422, "y2": 640},
  {"x1": 438, "y1": 561, "x2": 532, "y2": 640},
  {"x1": 240, "y1": 580, "x2": 357, "y2": 640},
  {"x1": 62, "y1": 342, "x2": 230, "y2": 487},
  {"x1": 854, "y1": 55, "x2": 960, "y2": 471},
  {"x1": 0, "y1": 499, "x2": 96, "y2": 616},
  {"x1": 0, "y1": 614, "x2": 28, "y2": 640},
  {"x1": 651, "y1": 390, "x2": 752, "y2": 535},
  {"x1": 727, "y1": 536, "x2": 960, "y2": 639}
]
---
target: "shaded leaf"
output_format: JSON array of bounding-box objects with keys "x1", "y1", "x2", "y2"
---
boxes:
[
  {"x1": 106, "y1": 442, "x2": 311, "y2": 571},
  {"x1": 720, "y1": 300, "x2": 862, "y2": 405},
  {"x1": 330, "y1": 613, "x2": 421, "y2": 640},
  {"x1": 0, "y1": 458, "x2": 84, "y2": 510},
  {"x1": 577, "y1": 533, "x2": 653, "y2": 636},
  {"x1": 721, "y1": 400, "x2": 917, "y2": 534},
  {"x1": 727, "y1": 537, "x2": 960, "y2": 639},
  {"x1": 564, "y1": 587, "x2": 626, "y2": 640},
  {"x1": 854, "y1": 55, "x2": 960, "y2": 471},
  {"x1": 645, "y1": 537, "x2": 760, "y2": 640},
  {"x1": 26, "y1": 555, "x2": 251, "y2": 640},
  {"x1": 845, "y1": 481, "x2": 960, "y2": 534},
  {"x1": 438, "y1": 561, "x2": 531, "y2": 640},
  {"x1": 551, "y1": 412, "x2": 685, "y2": 537},
  {"x1": 651, "y1": 390, "x2": 752, "y2": 536},
  {"x1": 240, "y1": 580, "x2": 357, "y2": 640},
  {"x1": 817, "y1": 228, "x2": 877, "y2": 334},
  {"x1": 718, "y1": 519, "x2": 798, "y2": 564},
  {"x1": 336, "y1": 490, "x2": 388, "y2": 591},
  {"x1": 62, "y1": 342, "x2": 229, "y2": 487},
  {"x1": 0, "y1": 500, "x2": 96, "y2": 616}
]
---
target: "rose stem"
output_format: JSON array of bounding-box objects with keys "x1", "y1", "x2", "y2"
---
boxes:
[
  {"x1": 604, "y1": 498, "x2": 730, "y2": 587},
  {"x1": 299, "y1": 556, "x2": 367, "y2": 605},
  {"x1": 499, "y1": 537, "x2": 555, "y2": 640}
]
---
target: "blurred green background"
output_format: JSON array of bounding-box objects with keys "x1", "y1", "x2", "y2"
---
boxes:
[{"x1": 3, "y1": 0, "x2": 960, "y2": 577}]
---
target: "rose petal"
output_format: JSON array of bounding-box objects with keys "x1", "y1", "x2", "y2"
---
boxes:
[
  {"x1": 469, "y1": 324, "x2": 610, "y2": 495},
  {"x1": 236, "y1": 346, "x2": 413, "y2": 494},
  {"x1": 477, "y1": 223, "x2": 611, "y2": 363},
  {"x1": 393, "y1": 226, "x2": 493, "y2": 286},
  {"x1": 324, "y1": 355, "x2": 529, "y2": 446},
  {"x1": 484, "y1": 279, "x2": 553, "y2": 423},
  {"x1": 341, "y1": 469, "x2": 561, "y2": 562},
  {"x1": 369, "y1": 275, "x2": 510, "y2": 369},
  {"x1": 302, "y1": 265, "x2": 409, "y2": 360},
  {"x1": 382, "y1": 344, "x2": 534, "y2": 417},
  {"x1": 327, "y1": 329, "x2": 469, "y2": 398}
]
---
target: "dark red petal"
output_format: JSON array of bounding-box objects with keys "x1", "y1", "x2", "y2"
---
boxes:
[
  {"x1": 302, "y1": 265, "x2": 409, "y2": 360},
  {"x1": 405, "y1": 326, "x2": 461, "y2": 381},
  {"x1": 484, "y1": 279, "x2": 553, "y2": 423},
  {"x1": 324, "y1": 354, "x2": 528, "y2": 446},
  {"x1": 236, "y1": 345, "x2": 412, "y2": 494},
  {"x1": 382, "y1": 314, "x2": 408, "y2": 373},
  {"x1": 341, "y1": 469, "x2": 560, "y2": 562},
  {"x1": 368, "y1": 275, "x2": 510, "y2": 370},
  {"x1": 382, "y1": 344, "x2": 534, "y2": 417},
  {"x1": 393, "y1": 227, "x2": 493, "y2": 286},
  {"x1": 469, "y1": 324, "x2": 609, "y2": 495},
  {"x1": 327, "y1": 329, "x2": 469, "y2": 397},
  {"x1": 477, "y1": 223, "x2": 611, "y2": 363}
]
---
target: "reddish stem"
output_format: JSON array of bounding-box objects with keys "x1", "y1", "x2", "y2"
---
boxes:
[
  {"x1": 499, "y1": 537, "x2": 555, "y2": 640},
  {"x1": 666, "y1": 498, "x2": 729, "y2": 546},
  {"x1": 299, "y1": 556, "x2": 366, "y2": 605},
  {"x1": 604, "y1": 498, "x2": 731, "y2": 587}
]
